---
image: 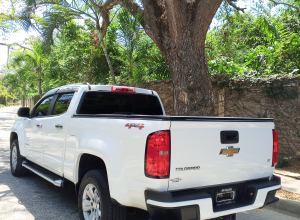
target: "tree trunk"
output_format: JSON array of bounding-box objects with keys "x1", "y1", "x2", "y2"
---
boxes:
[
  {"x1": 102, "y1": 0, "x2": 223, "y2": 115},
  {"x1": 141, "y1": 0, "x2": 222, "y2": 116},
  {"x1": 7, "y1": 46, "x2": 10, "y2": 69},
  {"x1": 96, "y1": 29, "x2": 116, "y2": 85},
  {"x1": 22, "y1": 94, "x2": 25, "y2": 107},
  {"x1": 166, "y1": 44, "x2": 214, "y2": 116},
  {"x1": 129, "y1": 55, "x2": 133, "y2": 87},
  {"x1": 38, "y1": 77, "x2": 42, "y2": 98},
  {"x1": 101, "y1": 42, "x2": 116, "y2": 85}
]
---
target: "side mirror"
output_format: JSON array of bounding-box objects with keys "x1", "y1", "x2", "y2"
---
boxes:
[{"x1": 17, "y1": 107, "x2": 30, "y2": 118}]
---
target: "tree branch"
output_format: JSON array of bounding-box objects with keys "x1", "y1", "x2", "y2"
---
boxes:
[
  {"x1": 269, "y1": 0, "x2": 300, "y2": 11},
  {"x1": 164, "y1": 0, "x2": 185, "y2": 45},
  {"x1": 94, "y1": 0, "x2": 154, "y2": 48},
  {"x1": 226, "y1": 0, "x2": 246, "y2": 12},
  {"x1": 140, "y1": 0, "x2": 167, "y2": 54},
  {"x1": 194, "y1": 0, "x2": 223, "y2": 39},
  {"x1": 0, "y1": 13, "x2": 15, "y2": 20},
  {"x1": 99, "y1": 10, "x2": 110, "y2": 37},
  {"x1": 0, "y1": 43, "x2": 33, "y2": 51},
  {"x1": 102, "y1": 0, "x2": 145, "y2": 26},
  {"x1": 83, "y1": 0, "x2": 99, "y2": 18},
  {"x1": 109, "y1": 7, "x2": 120, "y2": 24},
  {"x1": 0, "y1": 43, "x2": 32, "y2": 69}
]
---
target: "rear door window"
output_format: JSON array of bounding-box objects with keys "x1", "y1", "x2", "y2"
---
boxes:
[
  {"x1": 52, "y1": 93, "x2": 74, "y2": 115},
  {"x1": 78, "y1": 92, "x2": 163, "y2": 115}
]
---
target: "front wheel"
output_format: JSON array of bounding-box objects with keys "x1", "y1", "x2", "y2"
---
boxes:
[
  {"x1": 78, "y1": 169, "x2": 127, "y2": 220},
  {"x1": 10, "y1": 139, "x2": 28, "y2": 177}
]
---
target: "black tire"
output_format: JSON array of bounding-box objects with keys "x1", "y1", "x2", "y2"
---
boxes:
[
  {"x1": 10, "y1": 139, "x2": 28, "y2": 177},
  {"x1": 78, "y1": 169, "x2": 127, "y2": 220}
]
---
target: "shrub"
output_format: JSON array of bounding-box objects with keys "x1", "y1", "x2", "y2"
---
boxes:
[
  {"x1": 276, "y1": 156, "x2": 290, "y2": 168},
  {"x1": 7, "y1": 102, "x2": 19, "y2": 106}
]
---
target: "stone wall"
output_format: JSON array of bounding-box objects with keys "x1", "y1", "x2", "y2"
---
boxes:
[{"x1": 136, "y1": 75, "x2": 300, "y2": 158}]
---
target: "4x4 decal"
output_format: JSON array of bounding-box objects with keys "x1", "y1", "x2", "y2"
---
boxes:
[{"x1": 125, "y1": 123, "x2": 145, "y2": 130}]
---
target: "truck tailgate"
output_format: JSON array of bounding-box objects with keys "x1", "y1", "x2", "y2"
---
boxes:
[{"x1": 168, "y1": 118, "x2": 274, "y2": 191}]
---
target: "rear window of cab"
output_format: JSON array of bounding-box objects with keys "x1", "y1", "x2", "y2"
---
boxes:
[{"x1": 77, "y1": 92, "x2": 163, "y2": 115}]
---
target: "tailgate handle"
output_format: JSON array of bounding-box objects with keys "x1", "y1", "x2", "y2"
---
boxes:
[{"x1": 220, "y1": 131, "x2": 239, "y2": 144}]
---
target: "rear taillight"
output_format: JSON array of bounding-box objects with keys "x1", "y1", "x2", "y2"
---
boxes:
[
  {"x1": 145, "y1": 131, "x2": 170, "y2": 178},
  {"x1": 111, "y1": 86, "x2": 135, "y2": 93},
  {"x1": 272, "y1": 130, "x2": 279, "y2": 166}
]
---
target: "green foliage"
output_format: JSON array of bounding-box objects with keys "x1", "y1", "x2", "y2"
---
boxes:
[
  {"x1": 116, "y1": 9, "x2": 170, "y2": 85},
  {"x1": 276, "y1": 156, "x2": 290, "y2": 168},
  {"x1": 0, "y1": 0, "x2": 38, "y2": 34},
  {"x1": 44, "y1": 21, "x2": 113, "y2": 86},
  {"x1": 6, "y1": 102, "x2": 19, "y2": 106},
  {"x1": 264, "y1": 82, "x2": 299, "y2": 99},
  {"x1": 0, "y1": 83, "x2": 16, "y2": 105},
  {"x1": 1, "y1": 16, "x2": 170, "y2": 101},
  {"x1": 206, "y1": 6, "x2": 300, "y2": 79},
  {"x1": 2, "y1": 48, "x2": 38, "y2": 106}
]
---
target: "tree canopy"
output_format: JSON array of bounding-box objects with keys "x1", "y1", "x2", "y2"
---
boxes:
[{"x1": 0, "y1": 0, "x2": 299, "y2": 114}]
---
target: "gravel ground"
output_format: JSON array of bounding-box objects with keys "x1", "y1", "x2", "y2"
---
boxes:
[
  {"x1": 276, "y1": 162, "x2": 300, "y2": 175},
  {"x1": 0, "y1": 106, "x2": 299, "y2": 220},
  {"x1": 276, "y1": 190, "x2": 300, "y2": 202}
]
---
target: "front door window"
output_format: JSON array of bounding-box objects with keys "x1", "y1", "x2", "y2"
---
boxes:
[{"x1": 33, "y1": 96, "x2": 54, "y2": 117}]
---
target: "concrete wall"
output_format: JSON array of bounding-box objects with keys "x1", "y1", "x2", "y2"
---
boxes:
[{"x1": 136, "y1": 75, "x2": 300, "y2": 158}]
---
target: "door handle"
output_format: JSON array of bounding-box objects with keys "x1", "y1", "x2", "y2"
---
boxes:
[
  {"x1": 55, "y1": 124, "x2": 63, "y2": 129},
  {"x1": 36, "y1": 124, "x2": 42, "y2": 128}
]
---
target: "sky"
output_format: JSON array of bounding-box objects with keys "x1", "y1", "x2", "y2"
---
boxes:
[
  {"x1": 0, "y1": 30, "x2": 39, "y2": 69},
  {"x1": 0, "y1": 0, "x2": 272, "y2": 70}
]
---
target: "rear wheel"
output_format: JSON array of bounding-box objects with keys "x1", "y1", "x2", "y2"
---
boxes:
[
  {"x1": 10, "y1": 139, "x2": 28, "y2": 177},
  {"x1": 78, "y1": 169, "x2": 127, "y2": 220}
]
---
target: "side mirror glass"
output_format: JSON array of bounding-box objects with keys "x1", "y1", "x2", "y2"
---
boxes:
[{"x1": 17, "y1": 107, "x2": 30, "y2": 118}]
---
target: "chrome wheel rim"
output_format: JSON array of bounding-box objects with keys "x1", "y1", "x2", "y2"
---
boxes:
[
  {"x1": 82, "y1": 183, "x2": 101, "y2": 220},
  {"x1": 11, "y1": 146, "x2": 17, "y2": 171}
]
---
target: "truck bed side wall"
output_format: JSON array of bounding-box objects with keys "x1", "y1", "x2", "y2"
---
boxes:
[{"x1": 66, "y1": 117, "x2": 170, "y2": 210}]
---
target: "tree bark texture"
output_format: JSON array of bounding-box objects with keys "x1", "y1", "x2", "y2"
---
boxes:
[
  {"x1": 38, "y1": 77, "x2": 43, "y2": 98},
  {"x1": 22, "y1": 86, "x2": 26, "y2": 107},
  {"x1": 102, "y1": 0, "x2": 223, "y2": 116},
  {"x1": 129, "y1": 55, "x2": 133, "y2": 87},
  {"x1": 7, "y1": 46, "x2": 10, "y2": 69},
  {"x1": 96, "y1": 29, "x2": 116, "y2": 85}
]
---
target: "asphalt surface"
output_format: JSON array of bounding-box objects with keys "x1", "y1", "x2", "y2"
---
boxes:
[
  {"x1": 278, "y1": 175, "x2": 300, "y2": 194},
  {"x1": 0, "y1": 106, "x2": 299, "y2": 220}
]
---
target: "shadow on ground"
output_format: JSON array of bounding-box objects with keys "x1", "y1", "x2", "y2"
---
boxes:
[
  {"x1": 0, "y1": 107, "x2": 149, "y2": 220},
  {"x1": 0, "y1": 170, "x2": 150, "y2": 220}
]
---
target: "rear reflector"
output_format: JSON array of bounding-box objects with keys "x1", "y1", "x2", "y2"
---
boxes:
[
  {"x1": 272, "y1": 130, "x2": 279, "y2": 166},
  {"x1": 145, "y1": 131, "x2": 170, "y2": 178},
  {"x1": 111, "y1": 86, "x2": 135, "y2": 93}
]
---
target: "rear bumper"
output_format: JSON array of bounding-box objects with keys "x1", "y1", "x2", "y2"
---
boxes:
[{"x1": 145, "y1": 176, "x2": 281, "y2": 220}]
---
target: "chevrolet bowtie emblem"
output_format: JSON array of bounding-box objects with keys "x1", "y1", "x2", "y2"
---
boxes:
[{"x1": 220, "y1": 146, "x2": 240, "y2": 157}]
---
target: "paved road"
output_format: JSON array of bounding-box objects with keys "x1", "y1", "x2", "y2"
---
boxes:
[
  {"x1": 0, "y1": 107, "x2": 299, "y2": 220},
  {"x1": 278, "y1": 175, "x2": 300, "y2": 194}
]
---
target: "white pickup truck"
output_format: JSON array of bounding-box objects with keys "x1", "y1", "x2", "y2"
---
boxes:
[{"x1": 10, "y1": 84, "x2": 281, "y2": 220}]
